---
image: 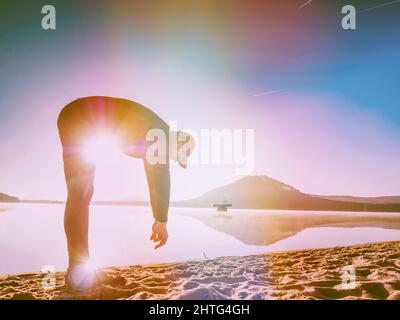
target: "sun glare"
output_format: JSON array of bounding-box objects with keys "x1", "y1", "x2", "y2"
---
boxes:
[
  {"x1": 83, "y1": 257, "x2": 100, "y2": 273},
  {"x1": 82, "y1": 132, "x2": 122, "y2": 164},
  {"x1": 68, "y1": 257, "x2": 102, "y2": 290}
]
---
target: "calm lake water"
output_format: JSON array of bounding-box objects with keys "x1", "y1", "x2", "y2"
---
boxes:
[{"x1": 1, "y1": 203, "x2": 400, "y2": 274}]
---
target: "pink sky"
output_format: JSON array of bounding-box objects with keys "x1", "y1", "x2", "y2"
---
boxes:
[{"x1": 1, "y1": 1, "x2": 399, "y2": 201}]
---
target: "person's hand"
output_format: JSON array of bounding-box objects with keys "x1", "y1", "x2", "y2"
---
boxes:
[{"x1": 150, "y1": 220, "x2": 168, "y2": 249}]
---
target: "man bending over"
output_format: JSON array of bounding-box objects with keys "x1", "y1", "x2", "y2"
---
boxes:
[{"x1": 57, "y1": 96, "x2": 194, "y2": 291}]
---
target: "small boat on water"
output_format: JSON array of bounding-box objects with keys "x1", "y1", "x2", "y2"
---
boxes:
[{"x1": 213, "y1": 202, "x2": 232, "y2": 212}]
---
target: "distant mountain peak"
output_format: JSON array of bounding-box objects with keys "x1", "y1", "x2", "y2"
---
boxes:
[{"x1": 234, "y1": 175, "x2": 299, "y2": 192}]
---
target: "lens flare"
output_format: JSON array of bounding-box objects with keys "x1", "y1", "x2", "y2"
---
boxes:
[
  {"x1": 82, "y1": 132, "x2": 122, "y2": 164},
  {"x1": 68, "y1": 258, "x2": 101, "y2": 290}
]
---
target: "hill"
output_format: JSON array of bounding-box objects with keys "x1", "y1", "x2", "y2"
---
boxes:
[
  {"x1": 174, "y1": 176, "x2": 400, "y2": 212},
  {"x1": 0, "y1": 193, "x2": 19, "y2": 203}
]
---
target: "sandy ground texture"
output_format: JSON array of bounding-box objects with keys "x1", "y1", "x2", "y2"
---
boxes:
[{"x1": 1, "y1": 241, "x2": 400, "y2": 300}]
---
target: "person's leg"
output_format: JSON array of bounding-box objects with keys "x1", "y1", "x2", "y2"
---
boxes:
[
  {"x1": 62, "y1": 149, "x2": 95, "y2": 269},
  {"x1": 61, "y1": 143, "x2": 126, "y2": 292}
]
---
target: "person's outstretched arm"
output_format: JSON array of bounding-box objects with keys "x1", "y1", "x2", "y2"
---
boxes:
[{"x1": 144, "y1": 160, "x2": 170, "y2": 248}]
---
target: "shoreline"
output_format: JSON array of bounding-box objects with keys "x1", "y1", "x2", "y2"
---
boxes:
[
  {"x1": 3, "y1": 200, "x2": 400, "y2": 213},
  {"x1": 1, "y1": 240, "x2": 400, "y2": 300}
]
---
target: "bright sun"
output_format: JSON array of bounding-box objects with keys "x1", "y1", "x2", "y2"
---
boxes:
[{"x1": 82, "y1": 132, "x2": 122, "y2": 164}]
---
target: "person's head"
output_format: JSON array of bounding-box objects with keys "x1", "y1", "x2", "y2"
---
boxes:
[{"x1": 170, "y1": 131, "x2": 195, "y2": 168}]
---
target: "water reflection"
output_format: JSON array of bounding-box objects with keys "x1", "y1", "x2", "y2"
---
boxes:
[{"x1": 177, "y1": 209, "x2": 400, "y2": 245}]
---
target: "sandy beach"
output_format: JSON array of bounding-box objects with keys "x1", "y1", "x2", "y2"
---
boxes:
[{"x1": 1, "y1": 240, "x2": 399, "y2": 300}]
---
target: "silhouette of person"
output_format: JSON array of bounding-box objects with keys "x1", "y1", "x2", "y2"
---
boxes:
[{"x1": 57, "y1": 96, "x2": 194, "y2": 291}]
